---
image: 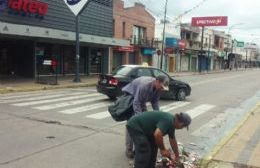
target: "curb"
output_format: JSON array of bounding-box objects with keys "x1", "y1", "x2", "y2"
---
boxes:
[
  {"x1": 0, "y1": 83, "x2": 97, "y2": 94},
  {"x1": 199, "y1": 102, "x2": 260, "y2": 168}
]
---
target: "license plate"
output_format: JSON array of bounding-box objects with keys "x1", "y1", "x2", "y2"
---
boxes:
[{"x1": 101, "y1": 79, "x2": 107, "y2": 83}]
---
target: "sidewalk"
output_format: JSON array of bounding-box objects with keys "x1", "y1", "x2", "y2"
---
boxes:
[
  {"x1": 0, "y1": 75, "x2": 99, "y2": 94},
  {"x1": 205, "y1": 102, "x2": 260, "y2": 168},
  {"x1": 0, "y1": 68, "x2": 250, "y2": 94}
]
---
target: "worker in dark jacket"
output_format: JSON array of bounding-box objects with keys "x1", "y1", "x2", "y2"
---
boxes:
[
  {"x1": 122, "y1": 75, "x2": 169, "y2": 158},
  {"x1": 126, "y1": 111, "x2": 191, "y2": 168}
]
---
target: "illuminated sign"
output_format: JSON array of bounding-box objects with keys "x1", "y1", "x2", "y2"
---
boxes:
[{"x1": 7, "y1": 0, "x2": 48, "y2": 15}]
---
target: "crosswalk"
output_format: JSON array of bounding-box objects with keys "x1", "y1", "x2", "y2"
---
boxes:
[{"x1": 0, "y1": 90, "x2": 216, "y2": 121}]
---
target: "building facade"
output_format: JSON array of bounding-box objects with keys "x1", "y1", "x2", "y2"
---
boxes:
[
  {"x1": 111, "y1": 0, "x2": 155, "y2": 72},
  {"x1": 0, "y1": 0, "x2": 128, "y2": 78}
]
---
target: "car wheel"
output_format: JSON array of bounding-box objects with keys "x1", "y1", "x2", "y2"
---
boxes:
[
  {"x1": 176, "y1": 88, "x2": 186, "y2": 101},
  {"x1": 107, "y1": 95, "x2": 117, "y2": 100}
]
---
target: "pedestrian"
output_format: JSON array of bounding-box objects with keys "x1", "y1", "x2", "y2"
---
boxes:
[
  {"x1": 126, "y1": 111, "x2": 191, "y2": 168},
  {"x1": 122, "y1": 75, "x2": 169, "y2": 158}
]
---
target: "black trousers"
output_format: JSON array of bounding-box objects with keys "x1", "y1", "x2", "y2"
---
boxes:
[{"x1": 127, "y1": 126, "x2": 158, "y2": 168}]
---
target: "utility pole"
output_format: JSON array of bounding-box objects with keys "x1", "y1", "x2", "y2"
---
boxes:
[
  {"x1": 199, "y1": 26, "x2": 205, "y2": 72},
  {"x1": 160, "y1": 0, "x2": 168, "y2": 70},
  {"x1": 245, "y1": 47, "x2": 248, "y2": 69},
  {"x1": 207, "y1": 35, "x2": 211, "y2": 71}
]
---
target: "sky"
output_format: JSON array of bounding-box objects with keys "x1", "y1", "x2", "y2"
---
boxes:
[{"x1": 123, "y1": 0, "x2": 260, "y2": 45}]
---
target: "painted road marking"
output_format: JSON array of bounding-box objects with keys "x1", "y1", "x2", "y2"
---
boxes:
[
  {"x1": 86, "y1": 111, "x2": 111, "y2": 119},
  {"x1": 161, "y1": 102, "x2": 191, "y2": 112},
  {"x1": 0, "y1": 90, "x2": 66, "y2": 100},
  {"x1": 86, "y1": 101, "x2": 192, "y2": 120},
  {"x1": 186, "y1": 104, "x2": 215, "y2": 119},
  {"x1": 12, "y1": 93, "x2": 100, "y2": 106},
  {"x1": 33, "y1": 96, "x2": 106, "y2": 110},
  {"x1": 1, "y1": 92, "x2": 84, "y2": 104},
  {"x1": 59, "y1": 102, "x2": 110, "y2": 114}
]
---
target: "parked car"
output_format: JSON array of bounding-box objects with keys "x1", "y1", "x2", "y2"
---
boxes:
[{"x1": 96, "y1": 65, "x2": 191, "y2": 100}]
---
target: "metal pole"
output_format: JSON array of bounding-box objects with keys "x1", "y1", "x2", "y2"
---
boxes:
[
  {"x1": 207, "y1": 35, "x2": 211, "y2": 71},
  {"x1": 245, "y1": 48, "x2": 248, "y2": 69},
  {"x1": 160, "y1": 0, "x2": 168, "y2": 70},
  {"x1": 199, "y1": 26, "x2": 205, "y2": 72},
  {"x1": 74, "y1": 15, "x2": 81, "y2": 82}
]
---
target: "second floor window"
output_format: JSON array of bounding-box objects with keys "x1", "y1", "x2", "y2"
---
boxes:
[{"x1": 132, "y1": 25, "x2": 146, "y2": 44}]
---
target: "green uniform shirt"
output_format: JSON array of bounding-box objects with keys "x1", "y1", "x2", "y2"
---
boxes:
[{"x1": 127, "y1": 111, "x2": 175, "y2": 139}]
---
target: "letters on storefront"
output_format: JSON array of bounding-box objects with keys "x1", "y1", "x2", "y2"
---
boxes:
[{"x1": 8, "y1": 0, "x2": 48, "y2": 15}]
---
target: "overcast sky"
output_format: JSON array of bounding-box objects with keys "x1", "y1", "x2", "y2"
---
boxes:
[{"x1": 123, "y1": 0, "x2": 260, "y2": 45}]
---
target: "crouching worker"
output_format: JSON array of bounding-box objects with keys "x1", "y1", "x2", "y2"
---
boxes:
[{"x1": 126, "y1": 111, "x2": 191, "y2": 168}]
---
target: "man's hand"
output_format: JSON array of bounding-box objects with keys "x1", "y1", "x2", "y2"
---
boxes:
[{"x1": 160, "y1": 149, "x2": 171, "y2": 158}]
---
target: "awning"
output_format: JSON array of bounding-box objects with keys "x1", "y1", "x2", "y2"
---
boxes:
[{"x1": 0, "y1": 21, "x2": 130, "y2": 46}]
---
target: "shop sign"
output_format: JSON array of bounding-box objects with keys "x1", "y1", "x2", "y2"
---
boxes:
[
  {"x1": 43, "y1": 60, "x2": 51, "y2": 65},
  {"x1": 113, "y1": 46, "x2": 134, "y2": 52},
  {"x1": 164, "y1": 47, "x2": 174, "y2": 54},
  {"x1": 63, "y1": 0, "x2": 89, "y2": 16},
  {"x1": 7, "y1": 0, "x2": 48, "y2": 15},
  {"x1": 166, "y1": 38, "x2": 177, "y2": 47},
  {"x1": 191, "y1": 16, "x2": 228, "y2": 27},
  {"x1": 235, "y1": 40, "x2": 244, "y2": 48},
  {"x1": 178, "y1": 40, "x2": 186, "y2": 50},
  {"x1": 142, "y1": 48, "x2": 154, "y2": 55}
]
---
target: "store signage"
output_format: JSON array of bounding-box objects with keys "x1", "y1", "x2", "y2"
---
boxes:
[
  {"x1": 114, "y1": 46, "x2": 134, "y2": 52},
  {"x1": 178, "y1": 40, "x2": 186, "y2": 49},
  {"x1": 142, "y1": 48, "x2": 154, "y2": 55},
  {"x1": 191, "y1": 16, "x2": 228, "y2": 27},
  {"x1": 166, "y1": 38, "x2": 177, "y2": 47},
  {"x1": 7, "y1": 0, "x2": 48, "y2": 15},
  {"x1": 164, "y1": 48, "x2": 174, "y2": 54},
  {"x1": 63, "y1": 0, "x2": 89, "y2": 16}
]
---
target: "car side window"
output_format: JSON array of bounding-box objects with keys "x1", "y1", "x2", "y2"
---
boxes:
[
  {"x1": 152, "y1": 69, "x2": 168, "y2": 78},
  {"x1": 137, "y1": 68, "x2": 152, "y2": 77}
]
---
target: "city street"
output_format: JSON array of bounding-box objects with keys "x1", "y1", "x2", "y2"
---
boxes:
[{"x1": 0, "y1": 69, "x2": 260, "y2": 168}]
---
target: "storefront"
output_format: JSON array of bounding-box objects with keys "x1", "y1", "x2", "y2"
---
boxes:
[
  {"x1": 0, "y1": 0, "x2": 129, "y2": 78},
  {"x1": 112, "y1": 46, "x2": 134, "y2": 70}
]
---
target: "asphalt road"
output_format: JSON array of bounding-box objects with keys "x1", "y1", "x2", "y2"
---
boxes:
[{"x1": 0, "y1": 69, "x2": 260, "y2": 168}]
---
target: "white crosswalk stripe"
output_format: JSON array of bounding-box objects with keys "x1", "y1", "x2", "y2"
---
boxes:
[
  {"x1": 86, "y1": 111, "x2": 111, "y2": 119},
  {"x1": 2, "y1": 90, "x2": 217, "y2": 122},
  {"x1": 59, "y1": 102, "x2": 110, "y2": 114},
  {"x1": 86, "y1": 101, "x2": 191, "y2": 120},
  {"x1": 33, "y1": 96, "x2": 107, "y2": 110},
  {"x1": 185, "y1": 104, "x2": 216, "y2": 119},
  {"x1": 161, "y1": 101, "x2": 191, "y2": 112},
  {"x1": 1, "y1": 92, "x2": 83, "y2": 104},
  {"x1": 0, "y1": 90, "x2": 66, "y2": 100},
  {"x1": 12, "y1": 93, "x2": 101, "y2": 106}
]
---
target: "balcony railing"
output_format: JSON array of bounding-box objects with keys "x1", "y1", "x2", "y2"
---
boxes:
[{"x1": 130, "y1": 35, "x2": 157, "y2": 48}]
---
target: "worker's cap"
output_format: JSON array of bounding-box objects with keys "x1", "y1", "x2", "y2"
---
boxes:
[
  {"x1": 178, "y1": 112, "x2": 191, "y2": 130},
  {"x1": 156, "y1": 75, "x2": 169, "y2": 91}
]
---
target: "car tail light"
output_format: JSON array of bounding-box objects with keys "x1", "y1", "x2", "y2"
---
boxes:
[{"x1": 109, "y1": 78, "x2": 118, "y2": 86}]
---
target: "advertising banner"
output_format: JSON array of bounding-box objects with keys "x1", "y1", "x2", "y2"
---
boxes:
[
  {"x1": 191, "y1": 16, "x2": 228, "y2": 27},
  {"x1": 63, "y1": 0, "x2": 89, "y2": 16}
]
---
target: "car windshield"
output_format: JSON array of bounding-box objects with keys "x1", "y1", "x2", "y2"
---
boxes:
[{"x1": 112, "y1": 66, "x2": 133, "y2": 76}]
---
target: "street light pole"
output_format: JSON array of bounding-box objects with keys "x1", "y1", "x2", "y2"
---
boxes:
[
  {"x1": 160, "y1": 0, "x2": 168, "y2": 70},
  {"x1": 74, "y1": 15, "x2": 81, "y2": 82}
]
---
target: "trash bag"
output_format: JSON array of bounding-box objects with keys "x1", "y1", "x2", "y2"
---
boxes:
[{"x1": 108, "y1": 94, "x2": 134, "y2": 121}]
